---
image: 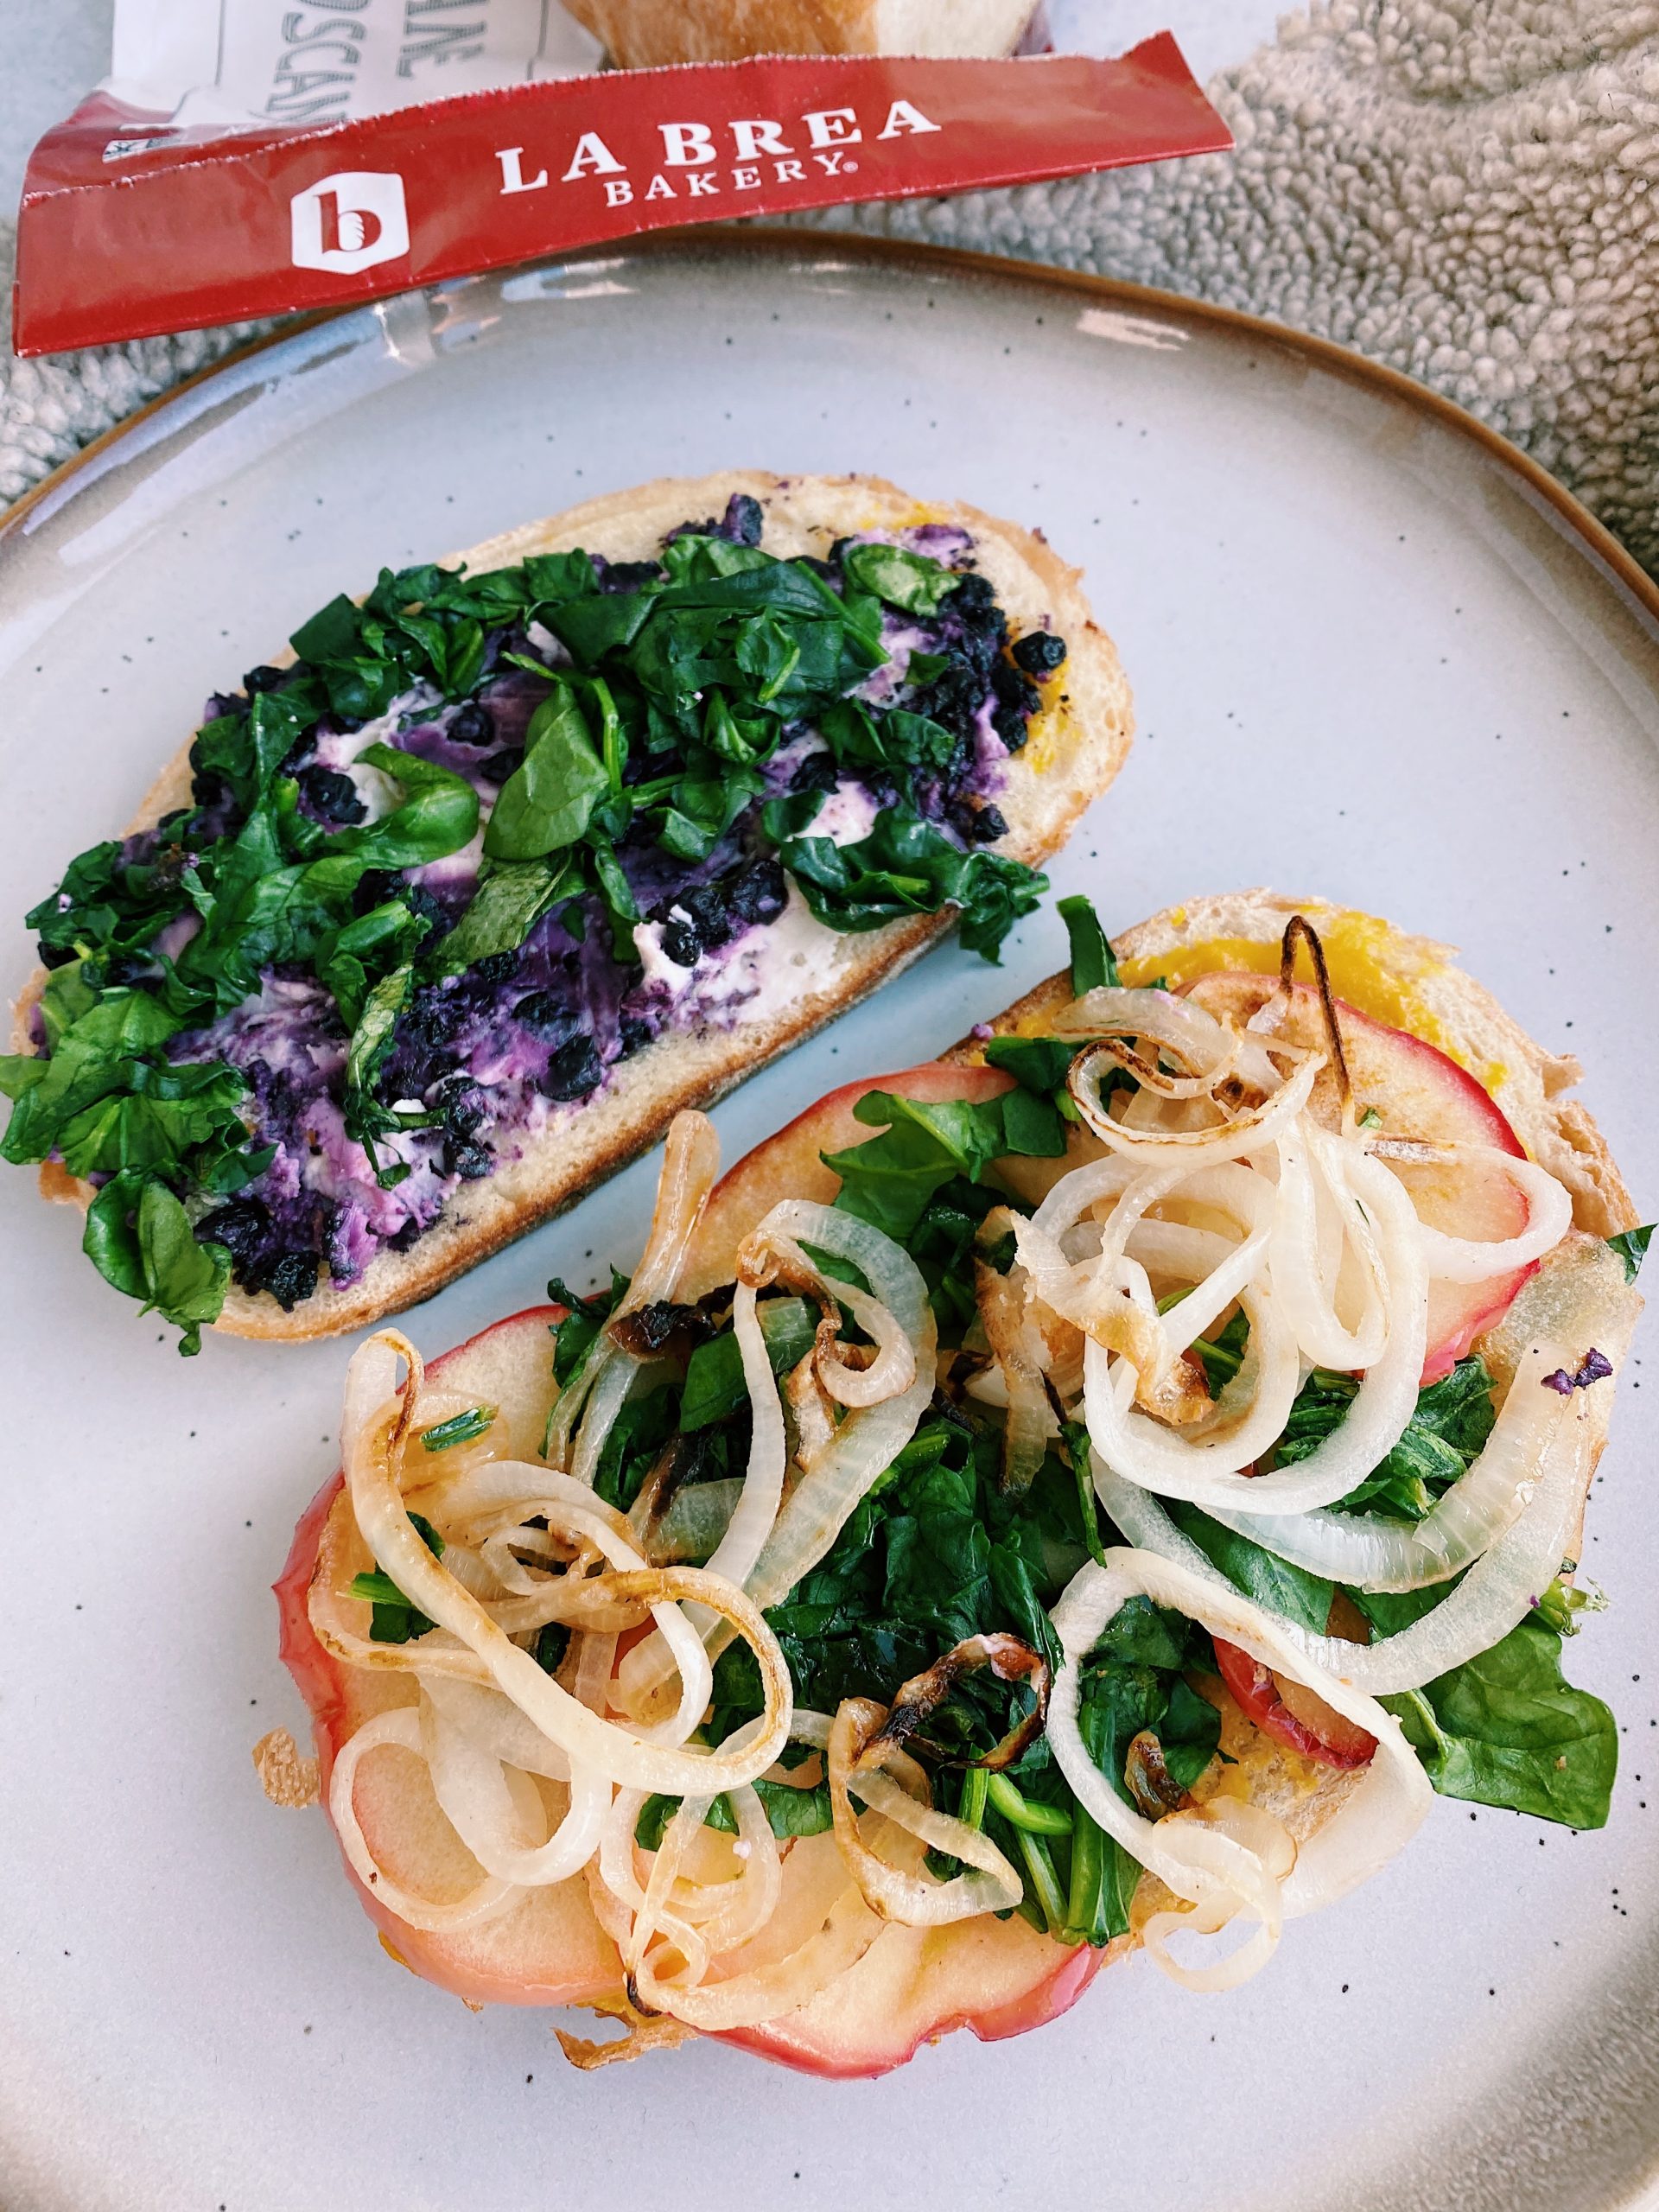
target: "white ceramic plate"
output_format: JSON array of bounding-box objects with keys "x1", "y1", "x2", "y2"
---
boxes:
[{"x1": 2, "y1": 236, "x2": 1656, "y2": 2212}]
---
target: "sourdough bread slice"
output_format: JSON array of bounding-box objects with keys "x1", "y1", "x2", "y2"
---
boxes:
[
  {"x1": 562, "y1": 0, "x2": 1037, "y2": 66},
  {"x1": 17, "y1": 469, "x2": 1131, "y2": 1341},
  {"x1": 948, "y1": 888, "x2": 1644, "y2": 1559}
]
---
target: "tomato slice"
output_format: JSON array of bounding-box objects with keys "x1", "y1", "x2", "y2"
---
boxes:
[{"x1": 1211, "y1": 1637, "x2": 1376, "y2": 1770}]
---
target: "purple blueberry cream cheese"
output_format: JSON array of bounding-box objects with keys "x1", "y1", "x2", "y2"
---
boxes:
[{"x1": 3, "y1": 493, "x2": 1068, "y2": 1348}]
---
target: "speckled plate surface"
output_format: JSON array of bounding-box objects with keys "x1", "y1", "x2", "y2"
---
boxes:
[{"x1": 2, "y1": 233, "x2": 1656, "y2": 2212}]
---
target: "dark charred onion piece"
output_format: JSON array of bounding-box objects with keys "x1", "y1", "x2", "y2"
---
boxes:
[
  {"x1": 1123, "y1": 1730, "x2": 1193, "y2": 1820},
  {"x1": 1066, "y1": 1035, "x2": 1253, "y2": 1135},
  {"x1": 863, "y1": 1631, "x2": 1052, "y2": 1773},
  {"x1": 1268, "y1": 914, "x2": 1352, "y2": 1114},
  {"x1": 629, "y1": 1440, "x2": 684, "y2": 1543},
  {"x1": 608, "y1": 1300, "x2": 715, "y2": 1360},
  {"x1": 1075, "y1": 1030, "x2": 1217, "y2": 1100}
]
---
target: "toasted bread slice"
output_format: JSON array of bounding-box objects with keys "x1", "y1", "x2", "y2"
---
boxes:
[
  {"x1": 279, "y1": 895, "x2": 1639, "y2": 2070},
  {"x1": 949, "y1": 890, "x2": 1644, "y2": 1563},
  {"x1": 562, "y1": 0, "x2": 1037, "y2": 66},
  {"x1": 953, "y1": 888, "x2": 1637, "y2": 1239},
  {"x1": 16, "y1": 469, "x2": 1131, "y2": 1342}
]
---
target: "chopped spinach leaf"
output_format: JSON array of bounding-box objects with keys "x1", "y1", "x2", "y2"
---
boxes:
[
  {"x1": 635, "y1": 1776, "x2": 835, "y2": 1852},
  {"x1": 839, "y1": 541, "x2": 960, "y2": 617},
  {"x1": 420, "y1": 1404, "x2": 496, "y2": 1452},
  {"x1": 483, "y1": 683, "x2": 609, "y2": 861},
  {"x1": 1381, "y1": 1618, "x2": 1617, "y2": 1828},
  {"x1": 1277, "y1": 1357, "x2": 1496, "y2": 1518},
  {"x1": 823, "y1": 1084, "x2": 1062, "y2": 1244},
  {"x1": 1076, "y1": 1596, "x2": 1222, "y2": 1809},
  {"x1": 346, "y1": 1510, "x2": 447, "y2": 1642},
  {"x1": 82, "y1": 1173, "x2": 232, "y2": 1357},
  {"x1": 779, "y1": 810, "x2": 1046, "y2": 963},
  {"x1": 1608, "y1": 1224, "x2": 1653, "y2": 1283},
  {"x1": 680, "y1": 1296, "x2": 818, "y2": 1431},
  {"x1": 1056, "y1": 894, "x2": 1119, "y2": 996}
]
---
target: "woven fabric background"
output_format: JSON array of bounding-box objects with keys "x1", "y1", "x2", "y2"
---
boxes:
[{"x1": 3, "y1": 0, "x2": 1656, "y2": 567}]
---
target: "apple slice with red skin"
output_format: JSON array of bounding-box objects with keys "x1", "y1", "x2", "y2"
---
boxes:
[
  {"x1": 681, "y1": 1058, "x2": 1013, "y2": 1300},
  {"x1": 1211, "y1": 1637, "x2": 1377, "y2": 1770},
  {"x1": 276, "y1": 1308, "x2": 626, "y2": 2013},
  {"x1": 1182, "y1": 975, "x2": 1537, "y2": 1382},
  {"x1": 277, "y1": 1207, "x2": 1102, "y2": 2073},
  {"x1": 275, "y1": 995, "x2": 1535, "y2": 2063}
]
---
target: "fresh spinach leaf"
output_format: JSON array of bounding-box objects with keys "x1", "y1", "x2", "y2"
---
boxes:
[
  {"x1": 1166, "y1": 1499, "x2": 1335, "y2": 1635},
  {"x1": 429, "y1": 855, "x2": 581, "y2": 978},
  {"x1": 1381, "y1": 1618, "x2": 1617, "y2": 1827},
  {"x1": 1608, "y1": 1224, "x2": 1653, "y2": 1282},
  {"x1": 1077, "y1": 1596, "x2": 1222, "y2": 1804},
  {"x1": 680, "y1": 1297, "x2": 819, "y2": 1431},
  {"x1": 634, "y1": 1776, "x2": 835, "y2": 1851},
  {"x1": 348, "y1": 745, "x2": 480, "y2": 868},
  {"x1": 346, "y1": 1511, "x2": 447, "y2": 1642},
  {"x1": 840, "y1": 541, "x2": 960, "y2": 616},
  {"x1": 1057, "y1": 894, "x2": 1119, "y2": 996},
  {"x1": 823, "y1": 1085, "x2": 1060, "y2": 1244},
  {"x1": 82, "y1": 1174, "x2": 232, "y2": 1356},
  {"x1": 1277, "y1": 1357, "x2": 1496, "y2": 1518},
  {"x1": 779, "y1": 809, "x2": 1045, "y2": 962},
  {"x1": 982, "y1": 1035, "x2": 1080, "y2": 1095},
  {"x1": 345, "y1": 962, "x2": 413, "y2": 1096},
  {"x1": 483, "y1": 685, "x2": 609, "y2": 861}
]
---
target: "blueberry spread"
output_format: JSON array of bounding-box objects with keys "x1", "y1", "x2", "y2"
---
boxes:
[{"x1": 3, "y1": 493, "x2": 1068, "y2": 1347}]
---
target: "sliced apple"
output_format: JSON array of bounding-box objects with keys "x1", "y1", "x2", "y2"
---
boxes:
[
  {"x1": 276, "y1": 1286, "x2": 1104, "y2": 2072},
  {"x1": 682, "y1": 1059, "x2": 1013, "y2": 1299},
  {"x1": 1181, "y1": 974, "x2": 1537, "y2": 1380},
  {"x1": 276, "y1": 1306, "x2": 626, "y2": 2012}
]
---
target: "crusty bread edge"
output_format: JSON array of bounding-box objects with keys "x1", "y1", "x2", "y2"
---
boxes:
[
  {"x1": 562, "y1": 0, "x2": 1035, "y2": 66},
  {"x1": 945, "y1": 885, "x2": 1643, "y2": 1586},
  {"x1": 947, "y1": 882, "x2": 1637, "y2": 1246},
  {"x1": 14, "y1": 469, "x2": 1132, "y2": 1341}
]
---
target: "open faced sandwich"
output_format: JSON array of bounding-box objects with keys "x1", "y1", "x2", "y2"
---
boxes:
[
  {"x1": 3, "y1": 472, "x2": 1127, "y2": 1346},
  {"x1": 269, "y1": 891, "x2": 1647, "y2": 2074}
]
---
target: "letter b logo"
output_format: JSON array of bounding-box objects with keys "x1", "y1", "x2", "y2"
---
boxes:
[{"x1": 290, "y1": 172, "x2": 410, "y2": 276}]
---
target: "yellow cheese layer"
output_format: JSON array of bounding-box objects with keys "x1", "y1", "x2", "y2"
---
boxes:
[{"x1": 1116, "y1": 910, "x2": 1465, "y2": 1058}]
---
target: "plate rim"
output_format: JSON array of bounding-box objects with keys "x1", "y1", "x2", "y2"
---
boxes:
[
  {"x1": 6, "y1": 225, "x2": 1656, "y2": 633},
  {"x1": 3, "y1": 219, "x2": 1656, "y2": 2212}
]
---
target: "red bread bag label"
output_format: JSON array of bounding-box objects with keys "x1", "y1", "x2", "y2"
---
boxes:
[{"x1": 15, "y1": 40, "x2": 1229, "y2": 356}]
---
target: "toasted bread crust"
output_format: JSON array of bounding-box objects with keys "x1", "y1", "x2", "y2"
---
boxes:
[
  {"x1": 14, "y1": 470, "x2": 1131, "y2": 1341},
  {"x1": 561, "y1": 0, "x2": 1035, "y2": 65},
  {"x1": 285, "y1": 899, "x2": 1641, "y2": 2062},
  {"x1": 946, "y1": 887, "x2": 1643, "y2": 1584}
]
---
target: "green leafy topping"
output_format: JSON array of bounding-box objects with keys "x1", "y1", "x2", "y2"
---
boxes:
[
  {"x1": 1608, "y1": 1224, "x2": 1653, "y2": 1283},
  {"x1": 347, "y1": 1511, "x2": 447, "y2": 1643},
  {"x1": 81, "y1": 1174, "x2": 232, "y2": 1357},
  {"x1": 680, "y1": 1296, "x2": 818, "y2": 1432},
  {"x1": 1056, "y1": 893, "x2": 1119, "y2": 996},
  {"x1": 1377, "y1": 1615, "x2": 1617, "y2": 1828},
  {"x1": 982, "y1": 1035, "x2": 1080, "y2": 1095},
  {"x1": 1276, "y1": 1357, "x2": 1496, "y2": 1519},
  {"x1": 839, "y1": 541, "x2": 961, "y2": 616},
  {"x1": 635, "y1": 1776, "x2": 835, "y2": 1852},
  {"x1": 780, "y1": 812, "x2": 1046, "y2": 963},
  {"x1": 823, "y1": 1086, "x2": 1064, "y2": 1245},
  {"x1": 419, "y1": 1405, "x2": 497, "y2": 1452},
  {"x1": 427, "y1": 855, "x2": 582, "y2": 980},
  {"x1": 483, "y1": 683, "x2": 610, "y2": 861},
  {"x1": 547, "y1": 1271, "x2": 626, "y2": 1389}
]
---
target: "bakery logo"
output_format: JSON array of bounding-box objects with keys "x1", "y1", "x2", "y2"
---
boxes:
[
  {"x1": 495, "y1": 99, "x2": 940, "y2": 208},
  {"x1": 290, "y1": 171, "x2": 410, "y2": 275}
]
